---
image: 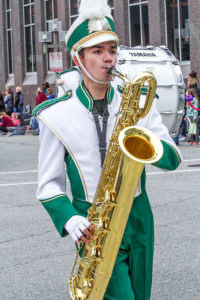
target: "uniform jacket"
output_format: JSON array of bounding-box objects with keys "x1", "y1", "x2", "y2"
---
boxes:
[{"x1": 34, "y1": 69, "x2": 182, "y2": 237}]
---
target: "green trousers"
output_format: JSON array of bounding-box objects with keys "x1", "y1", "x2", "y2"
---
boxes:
[{"x1": 103, "y1": 191, "x2": 154, "y2": 300}]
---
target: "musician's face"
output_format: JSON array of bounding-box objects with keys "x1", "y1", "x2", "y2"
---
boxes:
[{"x1": 77, "y1": 41, "x2": 117, "y2": 83}]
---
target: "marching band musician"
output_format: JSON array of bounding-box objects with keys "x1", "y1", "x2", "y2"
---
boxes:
[{"x1": 34, "y1": 0, "x2": 182, "y2": 299}]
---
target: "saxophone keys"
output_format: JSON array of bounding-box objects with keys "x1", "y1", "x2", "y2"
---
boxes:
[
  {"x1": 102, "y1": 217, "x2": 110, "y2": 230},
  {"x1": 94, "y1": 246, "x2": 103, "y2": 258},
  {"x1": 79, "y1": 257, "x2": 91, "y2": 269},
  {"x1": 95, "y1": 202, "x2": 106, "y2": 214},
  {"x1": 87, "y1": 206, "x2": 97, "y2": 217},
  {"x1": 109, "y1": 190, "x2": 117, "y2": 202},
  {"x1": 92, "y1": 217, "x2": 103, "y2": 229}
]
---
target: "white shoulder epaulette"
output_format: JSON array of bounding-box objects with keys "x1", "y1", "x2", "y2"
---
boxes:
[{"x1": 56, "y1": 67, "x2": 82, "y2": 97}]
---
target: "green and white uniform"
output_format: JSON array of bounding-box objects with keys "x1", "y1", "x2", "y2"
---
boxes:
[{"x1": 34, "y1": 69, "x2": 181, "y2": 300}]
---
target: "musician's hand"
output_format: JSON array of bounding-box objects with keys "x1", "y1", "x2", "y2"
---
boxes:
[{"x1": 64, "y1": 215, "x2": 94, "y2": 247}]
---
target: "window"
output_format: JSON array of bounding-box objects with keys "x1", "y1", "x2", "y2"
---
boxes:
[
  {"x1": 165, "y1": 0, "x2": 189, "y2": 61},
  {"x1": 44, "y1": 0, "x2": 58, "y2": 71},
  {"x1": 5, "y1": 0, "x2": 13, "y2": 74},
  {"x1": 23, "y1": 0, "x2": 36, "y2": 72},
  {"x1": 69, "y1": 0, "x2": 80, "y2": 25},
  {"x1": 44, "y1": 0, "x2": 58, "y2": 30},
  {"x1": 69, "y1": 0, "x2": 114, "y2": 25},
  {"x1": 128, "y1": 0, "x2": 149, "y2": 47},
  {"x1": 108, "y1": 0, "x2": 114, "y2": 8},
  {"x1": 108, "y1": 0, "x2": 114, "y2": 17}
]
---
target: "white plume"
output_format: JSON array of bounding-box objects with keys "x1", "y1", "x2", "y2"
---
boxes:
[{"x1": 79, "y1": 0, "x2": 112, "y2": 20}]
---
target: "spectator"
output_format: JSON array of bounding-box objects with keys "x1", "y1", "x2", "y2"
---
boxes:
[
  {"x1": 187, "y1": 71, "x2": 200, "y2": 99},
  {"x1": 46, "y1": 88, "x2": 55, "y2": 100},
  {"x1": 8, "y1": 113, "x2": 26, "y2": 136},
  {"x1": 0, "y1": 91, "x2": 5, "y2": 112},
  {"x1": 27, "y1": 89, "x2": 45, "y2": 136},
  {"x1": 178, "y1": 100, "x2": 188, "y2": 143},
  {"x1": 29, "y1": 116, "x2": 39, "y2": 135},
  {"x1": 185, "y1": 88, "x2": 199, "y2": 145},
  {"x1": 36, "y1": 87, "x2": 47, "y2": 106},
  {"x1": 188, "y1": 70, "x2": 200, "y2": 127},
  {"x1": 178, "y1": 70, "x2": 199, "y2": 143},
  {"x1": 14, "y1": 87, "x2": 24, "y2": 113},
  {"x1": 25, "y1": 104, "x2": 32, "y2": 116},
  {"x1": 22, "y1": 104, "x2": 32, "y2": 125},
  {"x1": 4, "y1": 87, "x2": 13, "y2": 116},
  {"x1": 11, "y1": 112, "x2": 20, "y2": 125},
  {"x1": 42, "y1": 82, "x2": 50, "y2": 94},
  {"x1": 0, "y1": 111, "x2": 15, "y2": 134}
]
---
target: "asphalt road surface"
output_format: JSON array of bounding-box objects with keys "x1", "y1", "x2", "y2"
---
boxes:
[{"x1": 0, "y1": 135, "x2": 199, "y2": 300}]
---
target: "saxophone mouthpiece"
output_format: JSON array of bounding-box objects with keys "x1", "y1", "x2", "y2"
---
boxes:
[
  {"x1": 107, "y1": 66, "x2": 116, "y2": 75},
  {"x1": 108, "y1": 66, "x2": 129, "y2": 83}
]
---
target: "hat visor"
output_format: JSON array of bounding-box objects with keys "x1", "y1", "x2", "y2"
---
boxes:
[{"x1": 71, "y1": 33, "x2": 119, "y2": 57}]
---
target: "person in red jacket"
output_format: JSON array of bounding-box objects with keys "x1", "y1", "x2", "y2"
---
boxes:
[
  {"x1": 11, "y1": 112, "x2": 20, "y2": 126},
  {"x1": 35, "y1": 87, "x2": 47, "y2": 106},
  {"x1": 0, "y1": 111, "x2": 15, "y2": 133}
]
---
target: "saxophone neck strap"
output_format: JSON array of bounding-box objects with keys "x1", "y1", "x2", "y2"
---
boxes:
[{"x1": 91, "y1": 95, "x2": 109, "y2": 167}]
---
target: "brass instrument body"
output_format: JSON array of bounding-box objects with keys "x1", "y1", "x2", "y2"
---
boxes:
[{"x1": 69, "y1": 68, "x2": 163, "y2": 300}]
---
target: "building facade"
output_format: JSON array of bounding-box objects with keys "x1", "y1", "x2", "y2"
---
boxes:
[{"x1": 0, "y1": 0, "x2": 199, "y2": 108}]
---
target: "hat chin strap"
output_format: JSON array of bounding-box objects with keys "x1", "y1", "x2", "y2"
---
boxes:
[{"x1": 75, "y1": 51, "x2": 109, "y2": 85}]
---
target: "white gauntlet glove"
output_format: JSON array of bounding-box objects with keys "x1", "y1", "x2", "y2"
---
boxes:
[{"x1": 64, "y1": 215, "x2": 91, "y2": 243}]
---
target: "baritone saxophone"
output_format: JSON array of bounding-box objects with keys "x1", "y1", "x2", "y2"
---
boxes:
[{"x1": 69, "y1": 67, "x2": 164, "y2": 300}]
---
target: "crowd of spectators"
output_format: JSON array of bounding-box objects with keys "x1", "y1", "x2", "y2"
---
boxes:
[
  {"x1": 1, "y1": 74, "x2": 199, "y2": 144},
  {"x1": 174, "y1": 70, "x2": 200, "y2": 146},
  {"x1": 0, "y1": 81, "x2": 55, "y2": 137}
]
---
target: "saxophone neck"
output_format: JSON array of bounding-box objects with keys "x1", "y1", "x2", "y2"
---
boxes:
[{"x1": 108, "y1": 66, "x2": 130, "y2": 85}]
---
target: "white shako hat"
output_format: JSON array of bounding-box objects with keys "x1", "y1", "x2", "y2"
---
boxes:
[{"x1": 65, "y1": 0, "x2": 119, "y2": 58}]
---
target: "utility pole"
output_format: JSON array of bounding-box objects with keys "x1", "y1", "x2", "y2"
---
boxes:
[{"x1": 38, "y1": 20, "x2": 67, "y2": 73}]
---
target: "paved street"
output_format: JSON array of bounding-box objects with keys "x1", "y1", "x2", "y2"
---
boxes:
[{"x1": 0, "y1": 135, "x2": 199, "y2": 300}]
